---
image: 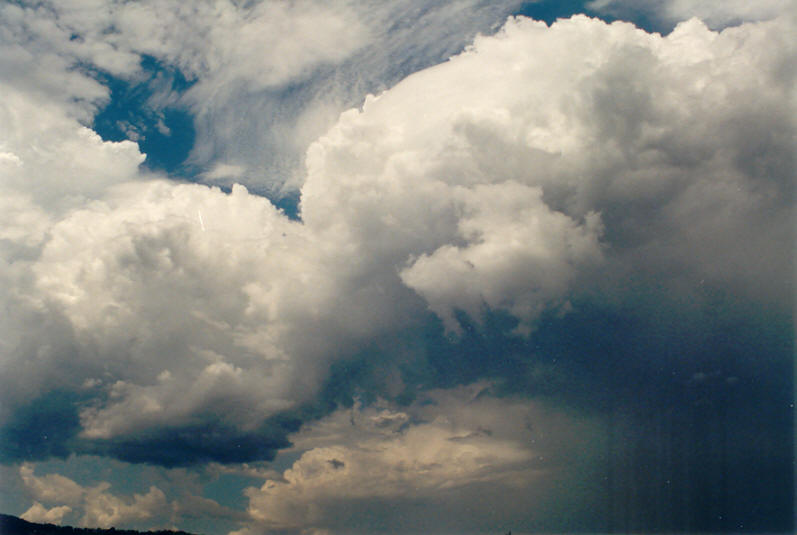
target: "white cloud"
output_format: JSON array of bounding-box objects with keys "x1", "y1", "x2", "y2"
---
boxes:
[
  {"x1": 19, "y1": 464, "x2": 169, "y2": 529},
  {"x1": 302, "y1": 12, "x2": 795, "y2": 328},
  {"x1": 18, "y1": 461, "x2": 240, "y2": 530},
  {"x1": 20, "y1": 464, "x2": 85, "y2": 508},
  {"x1": 24, "y1": 175, "x2": 409, "y2": 442},
  {"x1": 21, "y1": 502, "x2": 73, "y2": 525},
  {"x1": 0, "y1": 0, "x2": 792, "y2": 480},
  {"x1": 0, "y1": 83, "x2": 144, "y2": 214},
  {"x1": 0, "y1": 79, "x2": 145, "y2": 424},
  {"x1": 82, "y1": 484, "x2": 169, "y2": 529},
  {"x1": 31, "y1": 181, "x2": 326, "y2": 438},
  {"x1": 400, "y1": 183, "x2": 603, "y2": 333}
]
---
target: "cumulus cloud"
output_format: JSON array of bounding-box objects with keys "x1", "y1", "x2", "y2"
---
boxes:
[
  {"x1": 0, "y1": 85, "x2": 143, "y2": 213},
  {"x1": 302, "y1": 12, "x2": 794, "y2": 325},
  {"x1": 0, "y1": 13, "x2": 793, "y2": 535},
  {"x1": 20, "y1": 465, "x2": 85, "y2": 508},
  {"x1": 17, "y1": 460, "x2": 247, "y2": 530},
  {"x1": 0, "y1": 79, "x2": 145, "y2": 432},
  {"x1": 19, "y1": 464, "x2": 171, "y2": 528},
  {"x1": 24, "y1": 176, "x2": 419, "y2": 458},
  {"x1": 400, "y1": 184, "x2": 603, "y2": 333},
  {"x1": 240, "y1": 385, "x2": 604, "y2": 534},
  {"x1": 21, "y1": 182, "x2": 323, "y2": 461},
  {"x1": 2, "y1": 6, "x2": 794, "y2": 467},
  {"x1": 21, "y1": 502, "x2": 73, "y2": 525},
  {"x1": 82, "y1": 484, "x2": 169, "y2": 529}
]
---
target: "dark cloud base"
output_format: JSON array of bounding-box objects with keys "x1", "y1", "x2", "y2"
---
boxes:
[
  {"x1": 1, "y1": 267, "x2": 791, "y2": 532},
  {"x1": 314, "y1": 286, "x2": 794, "y2": 532}
]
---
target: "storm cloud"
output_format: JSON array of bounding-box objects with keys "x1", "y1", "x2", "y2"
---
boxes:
[{"x1": 0, "y1": 1, "x2": 793, "y2": 534}]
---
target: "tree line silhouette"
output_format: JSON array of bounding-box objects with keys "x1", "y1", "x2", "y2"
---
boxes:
[{"x1": 0, "y1": 514, "x2": 198, "y2": 535}]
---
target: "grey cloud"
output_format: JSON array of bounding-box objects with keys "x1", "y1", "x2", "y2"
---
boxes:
[
  {"x1": 2, "y1": 8, "x2": 793, "y2": 468},
  {"x1": 588, "y1": 0, "x2": 793, "y2": 30},
  {"x1": 0, "y1": 5, "x2": 793, "y2": 532},
  {"x1": 326, "y1": 459, "x2": 344, "y2": 470},
  {"x1": 240, "y1": 388, "x2": 604, "y2": 534}
]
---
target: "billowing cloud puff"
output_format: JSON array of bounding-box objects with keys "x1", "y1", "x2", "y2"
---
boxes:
[
  {"x1": 0, "y1": 85, "x2": 143, "y2": 213},
  {"x1": 303, "y1": 13, "x2": 794, "y2": 326},
  {"x1": 400, "y1": 184, "x2": 603, "y2": 333},
  {"x1": 21, "y1": 502, "x2": 73, "y2": 525},
  {"x1": 19, "y1": 464, "x2": 170, "y2": 529},
  {"x1": 1, "y1": 4, "x2": 793, "y2": 478},
  {"x1": 82, "y1": 485, "x2": 168, "y2": 529},
  {"x1": 23, "y1": 181, "x2": 327, "y2": 459},
  {"x1": 20, "y1": 465, "x2": 85, "y2": 507},
  {"x1": 0, "y1": 81, "x2": 144, "y2": 433}
]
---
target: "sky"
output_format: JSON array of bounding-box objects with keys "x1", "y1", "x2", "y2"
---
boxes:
[{"x1": 0, "y1": 1, "x2": 794, "y2": 534}]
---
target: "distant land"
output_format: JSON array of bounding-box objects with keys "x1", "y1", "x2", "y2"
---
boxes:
[{"x1": 0, "y1": 514, "x2": 199, "y2": 535}]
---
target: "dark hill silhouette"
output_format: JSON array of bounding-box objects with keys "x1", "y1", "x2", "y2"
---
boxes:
[{"x1": 0, "y1": 514, "x2": 199, "y2": 535}]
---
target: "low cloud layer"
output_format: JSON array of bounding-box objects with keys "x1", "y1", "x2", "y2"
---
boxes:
[
  {"x1": 20, "y1": 464, "x2": 169, "y2": 528},
  {"x1": 17, "y1": 461, "x2": 249, "y2": 530},
  {"x1": 238, "y1": 385, "x2": 606, "y2": 534}
]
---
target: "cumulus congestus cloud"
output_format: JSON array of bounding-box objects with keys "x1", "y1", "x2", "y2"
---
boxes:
[
  {"x1": 302, "y1": 13, "x2": 793, "y2": 322},
  {"x1": 2, "y1": 2, "x2": 793, "y2": 467},
  {"x1": 0, "y1": 2, "x2": 794, "y2": 534}
]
